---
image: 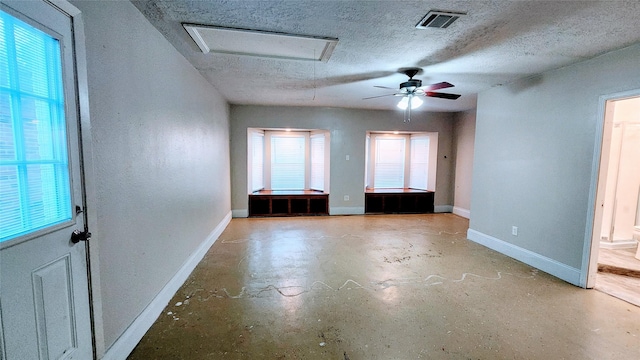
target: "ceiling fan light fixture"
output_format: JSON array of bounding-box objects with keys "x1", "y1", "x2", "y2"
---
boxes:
[
  {"x1": 397, "y1": 96, "x2": 409, "y2": 110},
  {"x1": 411, "y1": 96, "x2": 423, "y2": 109},
  {"x1": 397, "y1": 95, "x2": 423, "y2": 110}
]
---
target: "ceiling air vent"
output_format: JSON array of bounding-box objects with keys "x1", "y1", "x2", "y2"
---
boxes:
[{"x1": 416, "y1": 10, "x2": 466, "y2": 29}]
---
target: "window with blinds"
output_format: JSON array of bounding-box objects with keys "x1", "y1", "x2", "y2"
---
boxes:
[
  {"x1": 409, "y1": 135, "x2": 430, "y2": 190},
  {"x1": 365, "y1": 135, "x2": 370, "y2": 188},
  {"x1": 366, "y1": 132, "x2": 436, "y2": 191},
  {"x1": 250, "y1": 131, "x2": 264, "y2": 191},
  {"x1": 374, "y1": 137, "x2": 406, "y2": 188},
  {"x1": 310, "y1": 133, "x2": 324, "y2": 191},
  {"x1": 270, "y1": 135, "x2": 305, "y2": 190},
  {"x1": 247, "y1": 129, "x2": 329, "y2": 193},
  {"x1": 0, "y1": 11, "x2": 72, "y2": 242}
]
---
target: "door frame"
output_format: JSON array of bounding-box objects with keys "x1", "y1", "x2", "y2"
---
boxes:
[
  {"x1": 583, "y1": 88, "x2": 640, "y2": 288},
  {"x1": 47, "y1": 0, "x2": 104, "y2": 357}
]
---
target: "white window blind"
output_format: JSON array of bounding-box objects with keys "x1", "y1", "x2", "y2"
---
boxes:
[
  {"x1": 310, "y1": 134, "x2": 324, "y2": 191},
  {"x1": 0, "y1": 11, "x2": 72, "y2": 242},
  {"x1": 364, "y1": 135, "x2": 370, "y2": 188},
  {"x1": 271, "y1": 135, "x2": 305, "y2": 190},
  {"x1": 409, "y1": 136, "x2": 430, "y2": 190},
  {"x1": 250, "y1": 132, "x2": 264, "y2": 191},
  {"x1": 374, "y1": 137, "x2": 405, "y2": 188}
]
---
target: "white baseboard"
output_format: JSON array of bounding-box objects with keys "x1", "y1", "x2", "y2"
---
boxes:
[
  {"x1": 232, "y1": 209, "x2": 248, "y2": 218},
  {"x1": 467, "y1": 228, "x2": 581, "y2": 287},
  {"x1": 452, "y1": 206, "x2": 470, "y2": 219},
  {"x1": 102, "y1": 211, "x2": 232, "y2": 360},
  {"x1": 599, "y1": 240, "x2": 638, "y2": 249},
  {"x1": 329, "y1": 206, "x2": 365, "y2": 215},
  {"x1": 434, "y1": 205, "x2": 453, "y2": 213}
]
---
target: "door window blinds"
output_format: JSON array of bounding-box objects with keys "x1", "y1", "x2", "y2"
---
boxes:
[{"x1": 0, "y1": 11, "x2": 72, "y2": 242}]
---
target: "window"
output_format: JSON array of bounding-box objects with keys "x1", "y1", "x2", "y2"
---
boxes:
[
  {"x1": 310, "y1": 133, "x2": 325, "y2": 191},
  {"x1": 247, "y1": 128, "x2": 329, "y2": 193},
  {"x1": 374, "y1": 137, "x2": 406, "y2": 188},
  {"x1": 271, "y1": 134, "x2": 305, "y2": 190},
  {"x1": 249, "y1": 131, "x2": 263, "y2": 192},
  {"x1": 409, "y1": 135, "x2": 430, "y2": 190},
  {"x1": 0, "y1": 10, "x2": 72, "y2": 242},
  {"x1": 366, "y1": 132, "x2": 438, "y2": 191}
]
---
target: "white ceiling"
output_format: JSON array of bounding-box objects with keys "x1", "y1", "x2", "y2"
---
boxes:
[{"x1": 132, "y1": 0, "x2": 640, "y2": 112}]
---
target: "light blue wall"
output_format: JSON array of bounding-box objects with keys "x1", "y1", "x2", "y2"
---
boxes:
[
  {"x1": 73, "y1": 0, "x2": 231, "y2": 350},
  {"x1": 453, "y1": 109, "x2": 476, "y2": 217},
  {"x1": 470, "y1": 43, "x2": 640, "y2": 285}
]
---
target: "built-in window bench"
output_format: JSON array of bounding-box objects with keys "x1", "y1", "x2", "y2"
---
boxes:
[
  {"x1": 365, "y1": 188, "x2": 434, "y2": 214},
  {"x1": 249, "y1": 190, "x2": 329, "y2": 217}
]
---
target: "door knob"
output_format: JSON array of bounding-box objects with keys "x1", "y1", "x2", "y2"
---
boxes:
[{"x1": 70, "y1": 229, "x2": 91, "y2": 243}]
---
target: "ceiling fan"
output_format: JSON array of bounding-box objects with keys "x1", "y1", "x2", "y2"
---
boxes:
[{"x1": 364, "y1": 68, "x2": 461, "y2": 122}]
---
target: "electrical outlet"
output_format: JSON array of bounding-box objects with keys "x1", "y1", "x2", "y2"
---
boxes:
[
  {"x1": 346, "y1": 155, "x2": 350, "y2": 161},
  {"x1": 512, "y1": 226, "x2": 518, "y2": 236},
  {"x1": 344, "y1": 195, "x2": 349, "y2": 201}
]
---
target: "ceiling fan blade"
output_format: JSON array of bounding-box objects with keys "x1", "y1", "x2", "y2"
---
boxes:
[
  {"x1": 423, "y1": 81, "x2": 454, "y2": 91},
  {"x1": 425, "y1": 91, "x2": 461, "y2": 100},
  {"x1": 374, "y1": 85, "x2": 396, "y2": 90},
  {"x1": 363, "y1": 93, "x2": 398, "y2": 100}
]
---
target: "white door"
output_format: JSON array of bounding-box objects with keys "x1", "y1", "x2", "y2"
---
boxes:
[{"x1": 0, "y1": 1, "x2": 93, "y2": 359}]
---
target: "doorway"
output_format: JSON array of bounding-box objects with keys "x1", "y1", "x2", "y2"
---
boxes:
[
  {"x1": 0, "y1": 1, "x2": 95, "y2": 358},
  {"x1": 589, "y1": 95, "x2": 640, "y2": 306}
]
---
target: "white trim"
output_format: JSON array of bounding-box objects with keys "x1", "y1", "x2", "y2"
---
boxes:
[
  {"x1": 584, "y1": 88, "x2": 640, "y2": 288},
  {"x1": 330, "y1": 207, "x2": 365, "y2": 215},
  {"x1": 467, "y1": 228, "x2": 582, "y2": 287},
  {"x1": 232, "y1": 209, "x2": 248, "y2": 218},
  {"x1": 452, "y1": 206, "x2": 470, "y2": 219},
  {"x1": 66, "y1": 4, "x2": 107, "y2": 356},
  {"x1": 599, "y1": 240, "x2": 638, "y2": 249},
  {"x1": 102, "y1": 211, "x2": 232, "y2": 360},
  {"x1": 434, "y1": 205, "x2": 453, "y2": 213}
]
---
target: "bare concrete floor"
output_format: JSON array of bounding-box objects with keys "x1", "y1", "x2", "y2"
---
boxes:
[{"x1": 129, "y1": 214, "x2": 640, "y2": 359}]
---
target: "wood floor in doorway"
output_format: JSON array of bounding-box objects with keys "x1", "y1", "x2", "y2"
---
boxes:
[{"x1": 596, "y1": 247, "x2": 640, "y2": 307}]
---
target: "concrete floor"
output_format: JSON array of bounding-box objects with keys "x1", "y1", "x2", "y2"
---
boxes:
[{"x1": 129, "y1": 214, "x2": 640, "y2": 359}]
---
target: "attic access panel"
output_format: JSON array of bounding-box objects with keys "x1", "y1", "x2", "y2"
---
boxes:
[{"x1": 183, "y1": 24, "x2": 338, "y2": 62}]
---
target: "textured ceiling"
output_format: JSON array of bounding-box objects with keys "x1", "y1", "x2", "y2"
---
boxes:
[{"x1": 132, "y1": 0, "x2": 640, "y2": 112}]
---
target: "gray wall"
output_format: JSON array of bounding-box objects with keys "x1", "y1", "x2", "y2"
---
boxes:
[
  {"x1": 453, "y1": 110, "x2": 476, "y2": 216},
  {"x1": 230, "y1": 106, "x2": 456, "y2": 214},
  {"x1": 470, "y1": 42, "x2": 640, "y2": 274},
  {"x1": 73, "y1": 1, "x2": 231, "y2": 350}
]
